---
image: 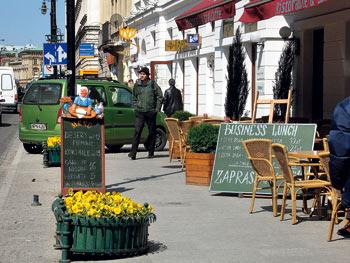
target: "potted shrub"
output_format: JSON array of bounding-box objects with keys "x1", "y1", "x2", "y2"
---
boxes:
[
  {"x1": 52, "y1": 190, "x2": 156, "y2": 261},
  {"x1": 171, "y1": 110, "x2": 195, "y2": 121},
  {"x1": 43, "y1": 136, "x2": 61, "y2": 167},
  {"x1": 185, "y1": 123, "x2": 219, "y2": 186}
]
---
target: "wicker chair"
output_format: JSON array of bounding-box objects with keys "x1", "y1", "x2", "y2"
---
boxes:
[
  {"x1": 202, "y1": 118, "x2": 225, "y2": 126},
  {"x1": 242, "y1": 139, "x2": 283, "y2": 217},
  {"x1": 180, "y1": 120, "x2": 194, "y2": 136},
  {"x1": 318, "y1": 152, "x2": 349, "y2": 241},
  {"x1": 323, "y1": 137, "x2": 329, "y2": 152},
  {"x1": 189, "y1": 116, "x2": 204, "y2": 122},
  {"x1": 272, "y1": 143, "x2": 332, "y2": 224},
  {"x1": 164, "y1": 118, "x2": 188, "y2": 170}
]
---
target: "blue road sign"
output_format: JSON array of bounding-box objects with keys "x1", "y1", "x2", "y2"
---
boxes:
[
  {"x1": 43, "y1": 43, "x2": 67, "y2": 65},
  {"x1": 79, "y1": 43, "x2": 95, "y2": 58},
  {"x1": 188, "y1": 34, "x2": 200, "y2": 46}
]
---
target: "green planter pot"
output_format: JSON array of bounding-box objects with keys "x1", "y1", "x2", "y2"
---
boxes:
[
  {"x1": 49, "y1": 147, "x2": 61, "y2": 165},
  {"x1": 43, "y1": 142, "x2": 61, "y2": 167},
  {"x1": 52, "y1": 195, "x2": 156, "y2": 263}
]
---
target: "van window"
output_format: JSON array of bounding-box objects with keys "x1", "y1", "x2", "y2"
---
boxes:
[
  {"x1": 85, "y1": 86, "x2": 107, "y2": 107},
  {"x1": 23, "y1": 83, "x2": 62, "y2": 105},
  {"x1": 1, "y1": 74, "x2": 13, "y2": 90},
  {"x1": 109, "y1": 87, "x2": 132, "y2": 107}
]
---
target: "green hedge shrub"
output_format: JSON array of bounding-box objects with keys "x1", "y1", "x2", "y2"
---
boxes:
[
  {"x1": 187, "y1": 123, "x2": 219, "y2": 153},
  {"x1": 171, "y1": 111, "x2": 195, "y2": 121}
]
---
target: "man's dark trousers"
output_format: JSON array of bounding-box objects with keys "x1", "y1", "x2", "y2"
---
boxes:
[{"x1": 130, "y1": 110, "x2": 157, "y2": 157}]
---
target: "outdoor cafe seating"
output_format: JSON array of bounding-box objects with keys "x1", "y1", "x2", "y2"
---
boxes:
[{"x1": 272, "y1": 143, "x2": 332, "y2": 225}]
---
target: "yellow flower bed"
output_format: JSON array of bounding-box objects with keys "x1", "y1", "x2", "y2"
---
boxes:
[
  {"x1": 65, "y1": 189, "x2": 154, "y2": 219},
  {"x1": 47, "y1": 136, "x2": 61, "y2": 147}
]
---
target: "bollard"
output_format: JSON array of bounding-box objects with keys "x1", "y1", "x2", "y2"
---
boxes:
[{"x1": 31, "y1": 194, "x2": 42, "y2": 206}]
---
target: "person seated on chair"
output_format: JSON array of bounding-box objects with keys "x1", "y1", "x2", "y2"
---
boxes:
[
  {"x1": 328, "y1": 96, "x2": 350, "y2": 237},
  {"x1": 71, "y1": 86, "x2": 93, "y2": 116}
]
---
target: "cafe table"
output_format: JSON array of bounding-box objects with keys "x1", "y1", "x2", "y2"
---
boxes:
[
  {"x1": 288, "y1": 150, "x2": 323, "y2": 179},
  {"x1": 288, "y1": 150, "x2": 322, "y2": 159}
]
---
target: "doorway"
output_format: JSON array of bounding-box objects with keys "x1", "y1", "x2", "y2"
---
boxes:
[{"x1": 312, "y1": 28, "x2": 324, "y2": 121}]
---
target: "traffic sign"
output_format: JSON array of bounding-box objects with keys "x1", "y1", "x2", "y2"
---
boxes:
[
  {"x1": 43, "y1": 43, "x2": 67, "y2": 65},
  {"x1": 79, "y1": 43, "x2": 95, "y2": 58}
]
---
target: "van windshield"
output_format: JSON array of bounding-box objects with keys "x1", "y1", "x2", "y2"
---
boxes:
[{"x1": 23, "y1": 83, "x2": 62, "y2": 105}]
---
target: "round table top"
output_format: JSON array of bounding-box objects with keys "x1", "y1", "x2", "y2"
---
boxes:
[{"x1": 288, "y1": 150, "x2": 323, "y2": 159}]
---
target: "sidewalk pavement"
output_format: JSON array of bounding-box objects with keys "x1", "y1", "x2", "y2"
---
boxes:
[{"x1": 0, "y1": 139, "x2": 349, "y2": 263}]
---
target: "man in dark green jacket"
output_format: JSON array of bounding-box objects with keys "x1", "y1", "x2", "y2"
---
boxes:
[{"x1": 128, "y1": 67, "x2": 163, "y2": 160}]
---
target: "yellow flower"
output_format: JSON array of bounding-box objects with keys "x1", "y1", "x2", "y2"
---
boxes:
[
  {"x1": 114, "y1": 206, "x2": 122, "y2": 215},
  {"x1": 74, "y1": 191, "x2": 83, "y2": 201},
  {"x1": 88, "y1": 209, "x2": 95, "y2": 216},
  {"x1": 68, "y1": 188, "x2": 74, "y2": 196},
  {"x1": 83, "y1": 201, "x2": 91, "y2": 210},
  {"x1": 127, "y1": 207, "x2": 134, "y2": 214}
]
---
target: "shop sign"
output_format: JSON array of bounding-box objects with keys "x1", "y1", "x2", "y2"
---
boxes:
[
  {"x1": 188, "y1": 34, "x2": 200, "y2": 46},
  {"x1": 119, "y1": 27, "x2": 140, "y2": 52},
  {"x1": 80, "y1": 69, "x2": 99, "y2": 76},
  {"x1": 165, "y1": 35, "x2": 202, "y2": 51},
  {"x1": 107, "y1": 53, "x2": 114, "y2": 65}
]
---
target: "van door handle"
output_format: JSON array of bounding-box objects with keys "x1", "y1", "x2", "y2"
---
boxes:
[{"x1": 117, "y1": 111, "x2": 123, "y2": 114}]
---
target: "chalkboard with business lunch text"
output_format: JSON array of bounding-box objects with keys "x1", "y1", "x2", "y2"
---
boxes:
[
  {"x1": 61, "y1": 117, "x2": 105, "y2": 195},
  {"x1": 209, "y1": 123, "x2": 317, "y2": 193}
]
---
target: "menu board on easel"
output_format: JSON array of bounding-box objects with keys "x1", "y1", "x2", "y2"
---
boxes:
[
  {"x1": 209, "y1": 123, "x2": 317, "y2": 193},
  {"x1": 61, "y1": 117, "x2": 105, "y2": 195}
]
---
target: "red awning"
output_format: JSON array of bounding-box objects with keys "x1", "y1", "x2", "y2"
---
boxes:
[
  {"x1": 175, "y1": 0, "x2": 236, "y2": 31},
  {"x1": 239, "y1": 0, "x2": 329, "y2": 23}
]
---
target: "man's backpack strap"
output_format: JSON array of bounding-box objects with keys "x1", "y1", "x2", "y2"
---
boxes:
[{"x1": 151, "y1": 80, "x2": 157, "y2": 109}]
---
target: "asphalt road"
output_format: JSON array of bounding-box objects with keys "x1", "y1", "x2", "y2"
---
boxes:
[{"x1": 0, "y1": 111, "x2": 20, "y2": 186}]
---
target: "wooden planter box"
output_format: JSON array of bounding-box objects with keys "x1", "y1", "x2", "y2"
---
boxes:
[{"x1": 185, "y1": 152, "x2": 215, "y2": 186}]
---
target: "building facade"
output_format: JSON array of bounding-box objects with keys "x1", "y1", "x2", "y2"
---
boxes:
[
  {"x1": 74, "y1": 0, "x2": 133, "y2": 83},
  {"x1": 125, "y1": 0, "x2": 289, "y2": 118},
  {"x1": 0, "y1": 45, "x2": 43, "y2": 87}
]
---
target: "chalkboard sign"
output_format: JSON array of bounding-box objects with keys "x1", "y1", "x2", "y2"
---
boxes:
[
  {"x1": 61, "y1": 117, "x2": 105, "y2": 195},
  {"x1": 209, "y1": 123, "x2": 317, "y2": 193}
]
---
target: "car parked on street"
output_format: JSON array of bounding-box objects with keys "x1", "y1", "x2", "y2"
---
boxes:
[
  {"x1": 19, "y1": 78, "x2": 168, "y2": 154},
  {"x1": 0, "y1": 67, "x2": 18, "y2": 113}
]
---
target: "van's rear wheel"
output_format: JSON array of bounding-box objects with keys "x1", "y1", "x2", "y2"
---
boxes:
[
  {"x1": 23, "y1": 143, "x2": 42, "y2": 154},
  {"x1": 106, "y1": 144, "x2": 124, "y2": 152},
  {"x1": 144, "y1": 128, "x2": 167, "y2": 151}
]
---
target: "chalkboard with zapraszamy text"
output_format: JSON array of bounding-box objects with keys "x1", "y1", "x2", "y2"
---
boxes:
[
  {"x1": 209, "y1": 123, "x2": 317, "y2": 193},
  {"x1": 61, "y1": 117, "x2": 105, "y2": 195}
]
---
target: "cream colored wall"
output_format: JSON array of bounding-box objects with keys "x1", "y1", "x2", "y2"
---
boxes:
[{"x1": 295, "y1": 9, "x2": 350, "y2": 120}]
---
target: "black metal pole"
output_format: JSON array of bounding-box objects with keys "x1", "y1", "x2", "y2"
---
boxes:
[
  {"x1": 51, "y1": 0, "x2": 58, "y2": 78},
  {"x1": 67, "y1": 0, "x2": 75, "y2": 97}
]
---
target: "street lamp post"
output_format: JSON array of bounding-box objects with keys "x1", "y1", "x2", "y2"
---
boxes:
[
  {"x1": 41, "y1": 0, "x2": 58, "y2": 78},
  {"x1": 66, "y1": 0, "x2": 75, "y2": 98}
]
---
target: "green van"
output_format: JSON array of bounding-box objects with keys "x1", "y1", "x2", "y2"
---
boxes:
[{"x1": 19, "y1": 78, "x2": 168, "y2": 154}]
